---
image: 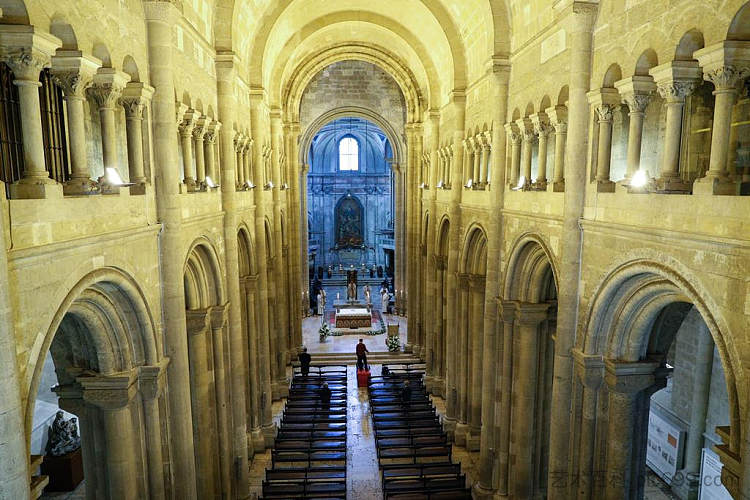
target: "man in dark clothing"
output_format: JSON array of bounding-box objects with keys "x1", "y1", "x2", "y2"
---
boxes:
[
  {"x1": 356, "y1": 339, "x2": 369, "y2": 371},
  {"x1": 319, "y1": 381, "x2": 331, "y2": 408},
  {"x1": 400, "y1": 380, "x2": 412, "y2": 407},
  {"x1": 298, "y1": 347, "x2": 311, "y2": 376}
]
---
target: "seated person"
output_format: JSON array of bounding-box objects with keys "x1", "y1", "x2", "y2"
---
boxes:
[
  {"x1": 381, "y1": 365, "x2": 391, "y2": 377},
  {"x1": 400, "y1": 380, "x2": 412, "y2": 406},
  {"x1": 298, "y1": 347, "x2": 311, "y2": 376},
  {"x1": 319, "y1": 381, "x2": 331, "y2": 407}
]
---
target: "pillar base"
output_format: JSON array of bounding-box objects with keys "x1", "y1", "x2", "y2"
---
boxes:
[
  {"x1": 442, "y1": 417, "x2": 457, "y2": 442},
  {"x1": 9, "y1": 178, "x2": 63, "y2": 199},
  {"x1": 654, "y1": 176, "x2": 692, "y2": 194},
  {"x1": 551, "y1": 180, "x2": 565, "y2": 192},
  {"x1": 179, "y1": 180, "x2": 199, "y2": 193},
  {"x1": 250, "y1": 428, "x2": 266, "y2": 453},
  {"x1": 472, "y1": 482, "x2": 497, "y2": 500},
  {"x1": 128, "y1": 182, "x2": 147, "y2": 195},
  {"x1": 63, "y1": 178, "x2": 99, "y2": 196},
  {"x1": 692, "y1": 175, "x2": 737, "y2": 196},
  {"x1": 466, "y1": 429, "x2": 481, "y2": 452},
  {"x1": 261, "y1": 423, "x2": 277, "y2": 448},
  {"x1": 404, "y1": 343, "x2": 413, "y2": 354},
  {"x1": 454, "y1": 422, "x2": 469, "y2": 447},
  {"x1": 595, "y1": 179, "x2": 616, "y2": 193},
  {"x1": 532, "y1": 181, "x2": 547, "y2": 191},
  {"x1": 430, "y1": 377, "x2": 445, "y2": 397}
]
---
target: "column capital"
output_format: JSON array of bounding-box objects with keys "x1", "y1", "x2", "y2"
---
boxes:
[
  {"x1": 514, "y1": 302, "x2": 551, "y2": 325},
  {"x1": 457, "y1": 272, "x2": 471, "y2": 288},
  {"x1": 604, "y1": 359, "x2": 662, "y2": 394},
  {"x1": 545, "y1": 105, "x2": 568, "y2": 132},
  {"x1": 193, "y1": 115, "x2": 212, "y2": 140},
  {"x1": 89, "y1": 67, "x2": 130, "y2": 108},
  {"x1": 480, "y1": 130, "x2": 492, "y2": 148},
  {"x1": 694, "y1": 41, "x2": 750, "y2": 91},
  {"x1": 142, "y1": 0, "x2": 181, "y2": 23},
  {"x1": 572, "y1": 348, "x2": 604, "y2": 389},
  {"x1": 515, "y1": 117, "x2": 535, "y2": 142},
  {"x1": 78, "y1": 370, "x2": 138, "y2": 410},
  {"x1": 0, "y1": 25, "x2": 61, "y2": 81},
  {"x1": 614, "y1": 75, "x2": 656, "y2": 113},
  {"x1": 121, "y1": 81, "x2": 154, "y2": 119},
  {"x1": 586, "y1": 87, "x2": 620, "y2": 121},
  {"x1": 468, "y1": 274, "x2": 486, "y2": 291},
  {"x1": 50, "y1": 50, "x2": 101, "y2": 98},
  {"x1": 178, "y1": 108, "x2": 199, "y2": 136},
  {"x1": 205, "y1": 120, "x2": 222, "y2": 143},
  {"x1": 530, "y1": 112, "x2": 552, "y2": 137},
  {"x1": 185, "y1": 308, "x2": 211, "y2": 335},
  {"x1": 497, "y1": 299, "x2": 517, "y2": 322},
  {"x1": 649, "y1": 60, "x2": 703, "y2": 101},
  {"x1": 209, "y1": 304, "x2": 229, "y2": 330},
  {"x1": 138, "y1": 358, "x2": 170, "y2": 400}
]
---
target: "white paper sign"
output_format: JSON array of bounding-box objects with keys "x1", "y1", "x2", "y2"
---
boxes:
[
  {"x1": 699, "y1": 448, "x2": 732, "y2": 500},
  {"x1": 646, "y1": 409, "x2": 684, "y2": 483}
]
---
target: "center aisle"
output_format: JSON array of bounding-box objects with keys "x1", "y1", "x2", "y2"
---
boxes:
[{"x1": 347, "y1": 365, "x2": 383, "y2": 499}]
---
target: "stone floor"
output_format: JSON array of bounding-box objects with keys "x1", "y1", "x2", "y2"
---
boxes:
[{"x1": 302, "y1": 314, "x2": 408, "y2": 354}]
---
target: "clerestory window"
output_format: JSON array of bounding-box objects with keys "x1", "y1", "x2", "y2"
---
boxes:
[{"x1": 339, "y1": 136, "x2": 358, "y2": 171}]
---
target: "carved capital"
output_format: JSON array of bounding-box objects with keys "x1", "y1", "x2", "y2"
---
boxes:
[
  {"x1": 514, "y1": 302, "x2": 551, "y2": 326},
  {"x1": 209, "y1": 304, "x2": 229, "y2": 330},
  {"x1": 572, "y1": 349, "x2": 604, "y2": 389},
  {"x1": 138, "y1": 359, "x2": 169, "y2": 400},
  {"x1": 120, "y1": 82, "x2": 154, "y2": 119},
  {"x1": 193, "y1": 116, "x2": 211, "y2": 141},
  {"x1": 704, "y1": 65, "x2": 750, "y2": 91},
  {"x1": 604, "y1": 360, "x2": 661, "y2": 394},
  {"x1": 53, "y1": 71, "x2": 93, "y2": 98},
  {"x1": 79, "y1": 371, "x2": 137, "y2": 410},
  {"x1": 530, "y1": 113, "x2": 552, "y2": 137},
  {"x1": 656, "y1": 80, "x2": 699, "y2": 101},
  {"x1": 595, "y1": 104, "x2": 615, "y2": 123},
  {"x1": 622, "y1": 92, "x2": 652, "y2": 113},
  {"x1": 5, "y1": 47, "x2": 48, "y2": 81},
  {"x1": 185, "y1": 309, "x2": 210, "y2": 336},
  {"x1": 178, "y1": 110, "x2": 198, "y2": 137},
  {"x1": 89, "y1": 68, "x2": 130, "y2": 109}
]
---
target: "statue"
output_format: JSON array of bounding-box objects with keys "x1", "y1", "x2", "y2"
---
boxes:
[
  {"x1": 380, "y1": 286, "x2": 390, "y2": 314},
  {"x1": 45, "y1": 411, "x2": 81, "y2": 457},
  {"x1": 347, "y1": 281, "x2": 357, "y2": 301},
  {"x1": 364, "y1": 285, "x2": 372, "y2": 304},
  {"x1": 317, "y1": 290, "x2": 324, "y2": 316}
]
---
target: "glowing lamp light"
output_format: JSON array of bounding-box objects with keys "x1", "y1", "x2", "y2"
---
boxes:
[
  {"x1": 631, "y1": 169, "x2": 648, "y2": 188},
  {"x1": 511, "y1": 175, "x2": 525, "y2": 191},
  {"x1": 465, "y1": 178, "x2": 473, "y2": 188},
  {"x1": 105, "y1": 167, "x2": 133, "y2": 186},
  {"x1": 205, "y1": 176, "x2": 219, "y2": 188},
  {"x1": 264, "y1": 181, "x2": 274, "y2": 190},
  {"x1": 436, "y1": 180, "x2": 444, "y2": 189},
  {"x1": 245, "y1": 180, "x2": 256, "y2": 189}
]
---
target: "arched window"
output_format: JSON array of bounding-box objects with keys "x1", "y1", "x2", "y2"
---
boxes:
[{"x1": 339, "y1": 136, "x2": 358, "y2": 171}]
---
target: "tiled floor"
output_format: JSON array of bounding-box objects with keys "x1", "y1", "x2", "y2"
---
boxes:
[{"x1": 302, "y1": 314, "x2": 408, "y2": 354}]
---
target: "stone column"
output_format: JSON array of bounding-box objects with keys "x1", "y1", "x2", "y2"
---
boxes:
[
  {"x1": 546, "y1": 106, "x2": 567, "y2": 192},
  {"x1": 510, "y1": 303, "x2": 550, "y2": 498},
  {"x1": 203, "y1": 125, "x2": 218, "y2": 184},
  {"x1": 51, "y1": 51, "x2": 100, "y2": 195},
  {"x1": 547, "y1": 5, "x2": 597, "y2": 497},
  {"x1": 300, "y1": 164, "x2": 310, "y2": 313},
  {"x1": 694, "y1": 42, "x2": 750, "y2": 195},
  {"x1": 586, "y1": 88, "x2": 619, "y2": 192},
  {"x1": 531, "y1": 113, "x2": 551, "y2": 189},
  {"x1": 505, "y1": 123, "x2": 521, "y2": 187},
  {"x1": 215, "y1": 52, "x2": 251, "y2": 498},
  {"x1": 90, "y1": 68, "x2": 130, "y2": 176},
  {"x1": 121, "y1": 82, "x2": 154, "y2": 195},
  {"x1": 244, "y1": 139, "x2": 254, "y2": 188},
  {"x1": 650, "y1": 61, "x2": 703, "y2": 192},
  {"x1": 472, "y1": 137, "x2": 481, "y2": 184},
  {"x1": 614, "y1": 76, "x2": 655, "y2": 186},
  {"x1": 209, "y1": 306, "x2": 232, "y2": 497},
  {"x1": 604, "y1": 360, "x2": 664, "y2": 500},
  {"x1": 517, "y1": 117, "x2": 534, "y2": 188},
  {"x1": 234, "y1": 134, "x2": 245, "y2": 187},
  {"x1": 139, "y1": 361, "x2": 169, "y2": 500},
  {"x1": 143, "y1": 3, "x2": 197, "y2": 496},
  {"x1": 479, "y1": 132, "x2": 491, "y2": 187},
  {"x1": 495, "y1": 301, "x2": 516, "y2": 496},
  {"x1": 467, "y1": 274, "x2": 486, "y2": 451},
  {"x1": 243, "y1": 276, "x2": 265, "y2": 452},
  {"x1": 431, "y1": 256, "x2": 447, "y2": 393},
  {"x1": 185, "y1": 309, "x2": 217, "y2": 499},
  {"x1": 178, "y1": 108, "x2": 198, "y2": 191},
  {"x1": 193, "y1": 116, "x2": 210, "y2": 188},
  {"x1": 571, "y1": 349, "x2": 604, "y2": 500},
  {"x1": 453, "y1": 274, "x2": 470, "y2": 445},
  {"x1": 80, "y1": 373, "x2": 139, "y2": 500},
  {"x1": 0, "y1": 112, "x2": 28, "y2": 498},
  {"x1": 0, "y1": 28, "x2": 62, "y2": 198},
  {"x1": 285, "y1": 123, "x2": 303, "y2": 351}
]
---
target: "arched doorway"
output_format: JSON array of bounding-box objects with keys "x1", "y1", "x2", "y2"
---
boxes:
[
  {"x1": 183, "y1": 241, "x2": 230, "y2": 499},
  {"x1": 29, "y1": 269, "x2": 165, "y2": 499},
  {"x1": 426, "y1": 217, "x2": 450, "y2": 397},
  {"x1": 451, "y1": 226, "x2": 488, "y2": 451},
  {"x1": 573, "y1": 262, "x2": 740, "y2": 499}
]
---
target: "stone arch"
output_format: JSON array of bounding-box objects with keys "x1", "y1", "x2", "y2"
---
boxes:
[
  {"x1": 300, "y1": 107, "x2": 403, "y2": 167},
  {"x1": 728, "y1": 1, "x2": 750, "y2": 40},
  {"x1": 557, "y1": 86, "x2": 568, "y2": 106},
  {"x1": 602, "y1": 63, "x2": 623, "y2": 87},
  {"x1": 503, "y1": 233, "x2": 559, "y2": 303},
  {"x1": 122, "y1": 55, "x2": 140, "y2": 82},
  {"x1": 675, "y1": 29, "x2": 705, "y2": 61},
  {"x1": 49, "y1": 16, "x2": 78, "y2": 50},
  {"x1": 237, "y1": 225, "x2": 257, "y2": 276},
  {"x1": 92, "y1": 42, "x2": 112, "y2": 68},
  {"x1": 539, "y1": 95, "x2": 552, "y2": 113},
  {"x1": 27, "y1": 267, "x2": 162, "y2": 499},
  {"x1": 634, "y1": 48, "x2": 658, "y2": 76},
  {"x1": 577, "y1": 257, "x2": 743, "y2": 496},
  {"x1": 0, "y1": 0, "x2": 29, "y2": 25},
  {"x1": 459, "y1": 224, "x2": 488, "y2": 274},
  {"x1": 184, "y1": 239, "x2": 225, "y2": 310}
]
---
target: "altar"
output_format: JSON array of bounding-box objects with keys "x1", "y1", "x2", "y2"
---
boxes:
[{"x1": 333, "y1": 300, "x2": 372, "y2": 329}]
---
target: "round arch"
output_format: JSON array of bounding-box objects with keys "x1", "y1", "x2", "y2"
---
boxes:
[
  {"x1": 237, "y1": 225, "x2": 257, "y2": 277},
  {"x1": 459, "y1": 224, "x2": 488, "y2": 274},
  {"x1": 502, "y1": 233, "x2": 560, "y2": 302},
  {"x1": 184, "y1": 238, "x2": 226, "y2": 309}
]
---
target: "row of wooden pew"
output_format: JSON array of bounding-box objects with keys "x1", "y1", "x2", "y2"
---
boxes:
[
  {"x1": 368, "y1": 364, "x2": 472, "y2": 500},
  {"x1": 261, "y1": 365, "x2": 349, "y2": 499}
]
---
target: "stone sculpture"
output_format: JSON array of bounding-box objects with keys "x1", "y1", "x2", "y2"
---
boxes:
[{"x1": 45, "y1": 411, "x2": 81, "y2": 457}]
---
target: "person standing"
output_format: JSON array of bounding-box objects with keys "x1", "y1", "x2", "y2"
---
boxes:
[
  {"x1": 400, "y1": 380, "x2": 412, "y2": 407},
  {"x1": 298, "y1": 347, "x2": 311, "y2": 377},
  {"x1": 319, "y1": 381, "x2": 331, "y2": 408},
  {"x1": 356, "y1": 338, "x2": 369, "y2": 371}
]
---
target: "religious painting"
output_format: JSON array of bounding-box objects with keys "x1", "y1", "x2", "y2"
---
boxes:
[{"x1": 335, "y1": 196, "x2": 364, "y2": 247}]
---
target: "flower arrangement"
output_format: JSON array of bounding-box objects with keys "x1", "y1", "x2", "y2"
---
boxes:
[
  {"x1": 386, "y1": 335, "x2": 401, "y2": 352},
  {"x1": 319, "y1": 322, "x2": 331, "y2": 342}
]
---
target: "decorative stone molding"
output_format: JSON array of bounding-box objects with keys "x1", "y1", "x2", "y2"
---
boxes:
[
  {"x1": 530, "y1": 113, "x2": 551, "y2": 137},
  {"x1": 572, "y1": 349, "x2": 604, "y2": 389},
  {"x1": 546, "y1": 106, "x2": 567, "y2": 132},
  {"x1": 193, "y1": 115, "x2": 211, "y2": 140},
  {"x1": 704, "y1": 66, "x2": 750, "y2": 90},
  {"x1": 121, "y1": 82, "x2": 154, "y2": 119},
  {"x1": 594, "y1": 103, "x2": 615, "y2": 123},
  {"x1": 142, "y1": 0, "x2": 181, "y2": 23},
  {"x1": 515, "y1": 117, "x2": 535, "y2": 142},
  {"x1": 514, "y1": 302, "x2": 551, "y2": 326},
  {"x1": 656, "y1": 80, "x2": 699, "y2": 101},
  {"x1": 89, "y1": 68, "x2": 130, "y2": 109},
  {"x1": 138, "y1": 358, "x2": 170, "y2": 401},
  {"x1": 694, "y1": 41, "x2": 750, "y2": 91},
  {"x1": 79, "y1": 371, "x2": 138, "y2": 410},
  {"x1": 51, "y1": 50, "x2": 101, "y2": 98},
  {"x1": 210, "y1": 304, "x2": 229, "y2": 330},
  {"x1": 603, "y1": 359, "x2": 662, "y2": 394},
  {"x1": 649, "y1": 60, "x2": 703, "y2": 102},
  {"x1": 178, "y1": 108, "x2": 198, "y2": 137},
  {"x1": 185, "y1": 308, "x2": 211, "y2": 336},
  {"x1": 0, "y1": 26, "x2": 61, "y2": 81},
  {"x1": 614, "y1": 76, "x2": 656, "y2": 113},
  {"x1": 504, "y1": 122, "x2": 520, "y2": 143}
]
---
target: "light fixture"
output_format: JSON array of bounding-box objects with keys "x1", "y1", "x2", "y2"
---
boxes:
[
  {"x1": 280, "y1": 182, "x2": 289, "y2": 190},
  {"x1": 511, "y1": 175, "x2": 526, "y2": 191},
  {"x1": 419, "y1": 182, "x2": 428, "y2": 189},
  {"x1": 465, "y1": 178, "x2": 473, "y2": 189},
  {"x1": 436, "y1": 180, "x2": 444, "y2": 189},
  {"x1": 245, "y1": 180, "x2": 256, "y2": 190},
  {"x1": 98, "y1": 167, "x2": 134, "y2": 193},
  {"x1": 205, "y1": 176, "x2": 219, "y2": 189},
  {"x1": 630, "y1": 169, "x2": 648, "y2": 188},
  {"x1": 264, "y1": 181, "x2": 274, "y2": 190}
]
